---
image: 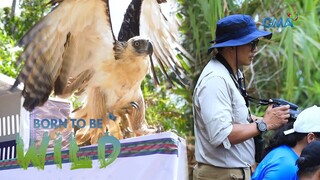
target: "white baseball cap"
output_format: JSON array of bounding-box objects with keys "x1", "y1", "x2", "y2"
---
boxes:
[{"x1": 284, "y1": 105, "x2": 320, "y2": 135}]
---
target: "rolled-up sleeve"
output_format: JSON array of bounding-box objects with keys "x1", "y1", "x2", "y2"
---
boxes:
[{"x1": 196, "y1": 75, "x2": 233, "y2": 148}]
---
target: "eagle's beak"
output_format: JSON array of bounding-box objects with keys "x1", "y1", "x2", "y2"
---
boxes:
[{"x1": 147, "y1": 41, "x2": 153, "y2": 55}]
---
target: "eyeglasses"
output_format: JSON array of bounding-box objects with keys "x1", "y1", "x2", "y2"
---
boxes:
[{"x1": 248, "y1": 40, "x2": 259, "y2": 52}]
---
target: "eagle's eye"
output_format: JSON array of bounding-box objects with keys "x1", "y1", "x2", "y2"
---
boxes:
[{"x1": 134, "y1": 41, "x2": 140, "y2": 47}]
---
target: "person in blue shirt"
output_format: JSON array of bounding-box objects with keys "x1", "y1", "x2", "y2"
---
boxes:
[
  {"x1": 252, "y1": 105, "x2": 320, "y2": 180},
  {"x1": 251, "y1": 123, "x2": 299, "y2": 180}
]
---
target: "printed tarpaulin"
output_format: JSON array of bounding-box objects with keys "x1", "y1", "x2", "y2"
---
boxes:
[{"x1": 0, "y1": 132, "x2": 188, "y2": 180}]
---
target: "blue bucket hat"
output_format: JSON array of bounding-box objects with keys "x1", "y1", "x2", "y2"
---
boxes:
[{"x1": 208, "y1": 14, "x2": 272, "y2": 53}]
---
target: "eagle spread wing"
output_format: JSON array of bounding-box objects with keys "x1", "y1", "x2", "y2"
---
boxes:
[{"x1": 12, "y1": 0, "x2": 191, "y2": 145}]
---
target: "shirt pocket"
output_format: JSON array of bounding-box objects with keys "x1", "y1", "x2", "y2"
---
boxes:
[{"x1": 231, "y1": 89, "x2": 249, "y2": 124}]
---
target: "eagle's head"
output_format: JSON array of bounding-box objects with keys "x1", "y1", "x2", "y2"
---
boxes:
[{"x1": 114, "y1": 36, "x2": 153, "y2": 60}]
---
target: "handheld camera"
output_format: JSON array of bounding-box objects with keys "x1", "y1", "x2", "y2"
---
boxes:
[{"x1": 271, "y1": 98, "x2": 300, "y2": 122}]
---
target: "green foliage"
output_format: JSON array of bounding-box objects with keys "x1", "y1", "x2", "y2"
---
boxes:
[
  {"x1": 142, "y1": 75, "x2": 193, "y2": 138},
  {"x1": 242, "y1": 0, "x2": 320, "y2": 110},
  {"x1": 0, "y1": 0, "x2": 51, "y2": 78},
  {"x1": 178, "y1": 0, "x2": 224, "y2": 78},
  {"x1": 5, "y1": 0, "x2": 50, "y2": 40},
  {"x1": 0, "y1": 25, "x2": 19, "y2": 78}
]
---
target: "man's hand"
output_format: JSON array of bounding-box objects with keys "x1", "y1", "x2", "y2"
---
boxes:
[{"x1": 263, "y1": 104, "x2": 290, "y2": 130}]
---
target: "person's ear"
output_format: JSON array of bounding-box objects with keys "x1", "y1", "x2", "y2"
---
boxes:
[
  {"x1": 316, "y1": 169, "x2": 320, "y2": 179},
  {"x1": 307, "y1": 132, "x2": 316, "y2": 143}
]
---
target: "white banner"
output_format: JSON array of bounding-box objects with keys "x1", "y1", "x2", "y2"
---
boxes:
[{"x1": 0, "y1": 132, "x2": 188, "y2": 180}]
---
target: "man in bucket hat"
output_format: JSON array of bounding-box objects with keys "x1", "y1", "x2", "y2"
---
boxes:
[{"x1": 192, "y1": 14, "x2": 290, "y2": 180}]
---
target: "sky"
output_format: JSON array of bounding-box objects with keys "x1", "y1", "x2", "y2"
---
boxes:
[{"x1": 0, "y1": 0, "x2": 11, "y2": 7}]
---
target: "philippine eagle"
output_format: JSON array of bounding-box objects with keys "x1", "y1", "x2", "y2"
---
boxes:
[{"x1": 11, "y1": 0, "x2": 192, "y2": 145}]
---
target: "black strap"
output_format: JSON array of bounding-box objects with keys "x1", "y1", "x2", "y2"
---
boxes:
[
  {"x1": 215, "y1": 53, "x2": 271, "y2": 108},
  {"x1": 215, "y1": 53, "x2": 250, "y2": 107}
]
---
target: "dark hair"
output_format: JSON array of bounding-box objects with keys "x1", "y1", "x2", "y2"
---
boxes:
[
  {"x1": 314, "y1": 132, "x2": 320, "y2": 139},
  {"x1": 262, "y1": 122, "x2": 307, "y2": 158},
  {"x1": 297, "y1": 164, "x2": 320, "y2": 178},
  {"x1": 217, "y1": 47, "x2": 223, "y2": 53},
  {"x1": 296, "y1": 141, "x2": 320, "y2": 178}
]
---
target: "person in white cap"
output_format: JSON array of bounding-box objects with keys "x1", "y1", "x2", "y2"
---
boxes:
[{"x1": 252, "y1": 105, "x2": 320, "y2": 180}]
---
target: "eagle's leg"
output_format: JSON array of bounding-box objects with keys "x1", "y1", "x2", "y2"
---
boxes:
[
  {"x1": 106, "y1": 113, "x2": 124, "y2": 140},
  {"x1": 126, "y1": 93, "x2": 158, "y2": 136},
  {"x1": 112, "y1": 102, "x2": 138, "y2": 139},
  {"x1": 115, "y1": 111, "x2": 134, "y2": 139}
]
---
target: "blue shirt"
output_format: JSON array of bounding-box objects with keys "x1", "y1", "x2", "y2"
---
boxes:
[{"x1": 251, "y1": 145, "x2": 299, "y2": 180}]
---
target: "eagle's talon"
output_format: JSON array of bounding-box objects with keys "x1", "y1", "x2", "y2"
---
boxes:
[{"x1": 155, "y1": 125, "x2": 164, "y2": 133}]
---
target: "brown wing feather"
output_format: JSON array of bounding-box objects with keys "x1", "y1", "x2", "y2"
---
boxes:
[{"x1": 12, "y1": 0, "x2": 116, "y2": 111}]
